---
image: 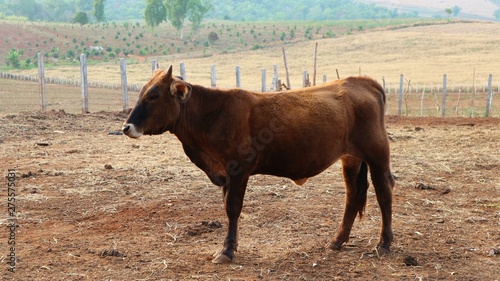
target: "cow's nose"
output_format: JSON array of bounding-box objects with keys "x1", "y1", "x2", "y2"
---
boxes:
[{"x1": 122, "y1": 124, "x2": 130, "y2": 134}]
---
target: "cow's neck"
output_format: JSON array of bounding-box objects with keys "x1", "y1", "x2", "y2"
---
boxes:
[{"x1": 171, "y1": 84, "x2": 231, "y2": 146}]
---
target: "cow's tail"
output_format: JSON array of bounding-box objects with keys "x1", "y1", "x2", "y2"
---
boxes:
[
  {"x1": 356, "y1": 161, "x2": 369, "y2": 219},
  {"x1": 372, "y1": 79, "x2": 387, "y2": 105}
]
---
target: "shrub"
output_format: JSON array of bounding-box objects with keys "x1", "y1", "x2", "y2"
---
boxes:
[
  {"x1": 208, "y1": 31, "x2": 219, "y2": 44},
  {"x1": 325, "y1": 30, "x2": 336, "y2": 38},
  {"x1": 251, "y1": 44, "x2": 264, "y2": 50},
  {"x1": 67, "y1": 49, "x2": 75, "y2": 58},
  {"x1": 6, "y1": 48, "x2": 22, "y2": 68}
]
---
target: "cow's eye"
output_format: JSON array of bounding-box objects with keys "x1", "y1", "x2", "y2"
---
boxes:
[
  {"x1": 147, "y1": 88, "x2": 159, "y2": 101},
  {"x1": 148, "y1": 92, "x2": 159, "y2": 100}
]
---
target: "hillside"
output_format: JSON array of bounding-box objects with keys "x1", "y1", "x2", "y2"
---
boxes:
[
  {"x1": 0, "y1": 18, "x2": 442, "y2": 70},
  {"x1": 3, "y1": 20, "x2": 500, "y2": 90},
  {"x1": 361, "y1": 0, "x2": 500, "y2": 20}
]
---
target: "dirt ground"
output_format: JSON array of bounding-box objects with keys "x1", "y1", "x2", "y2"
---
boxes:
[{"x1": 1, "y1": 110, "x2": 499, "y2": 280}]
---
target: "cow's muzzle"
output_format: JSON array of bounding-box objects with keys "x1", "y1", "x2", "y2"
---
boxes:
[{"x1": 122, "y1": 123, "x2": 143, "y2": 138}]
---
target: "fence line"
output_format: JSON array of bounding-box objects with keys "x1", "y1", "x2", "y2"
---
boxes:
[{"x1": 0, "y1": 55, "x2": 498, "y2": 117}]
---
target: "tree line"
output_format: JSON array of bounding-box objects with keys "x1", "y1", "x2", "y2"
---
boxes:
[
  {"x1": 3, "y1": 0, "x2": 498, "y2": 27},
  {"x1": 1, "y1": 0, "x2": 424, "y2": 23}
]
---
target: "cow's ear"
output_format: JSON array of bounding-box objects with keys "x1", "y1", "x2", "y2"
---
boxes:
[{"x1": 170, "y1": 81, "x2": 192, "y2": 103}]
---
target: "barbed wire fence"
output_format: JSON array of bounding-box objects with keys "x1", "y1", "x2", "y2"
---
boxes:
[{"x1": 0, "y1": 53, "x2": 498, "y2": 117}]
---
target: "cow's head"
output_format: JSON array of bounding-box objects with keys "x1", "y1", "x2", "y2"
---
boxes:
[{"x1": 122, "y1": 65, "x2": 191, "y2": 138}]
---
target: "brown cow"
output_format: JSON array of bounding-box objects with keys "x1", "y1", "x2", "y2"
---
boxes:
[{"x1": 122, "y1": 66, "x2": 395, "y2": 264}]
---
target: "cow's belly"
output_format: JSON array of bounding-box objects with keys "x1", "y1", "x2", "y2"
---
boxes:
[{"x1": 252, "y1": 143, "x2": 343, "y2": 180}]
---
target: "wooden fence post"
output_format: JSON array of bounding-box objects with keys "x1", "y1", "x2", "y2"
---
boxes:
[
  {"x1": 151, "y1": 60, "x2": 157, "y2": 74},
  {"x1": 282, "y1": 47, "x2": 291, "y2": 89},
  {"x1": 420, "y1": 88, "x2": 425, "y2": 116},
  {"x1": 398, "y1": 74, "x2": 404, "y2": 116},
  {"x1": 471, "y1": 68, "x2": 476, "y2": 117},
  {"x1": 37, "y1": 52, "x2": 46, "y2": 112},
  {"x1": 485, "y1": 74, "x2": 493, "y2": 117},
  {"x1": 211, "y1": 65, "x2": 216, "y2": 88},
  {"x1": 235, "y1": 66, "x2": 241, "y2": 88},
  {"x1": 323, "y1": 74, "x2": 327, "y2": 83},
  {"x1": 303, "y1": 71, "x2": 308, "y2": 88},
  {"x1": 80, "y1": 54, "x2": 89, "y2": 113},
  {"x1": 313, "y1": 42, "x2": 318, "y2": 86},
  {"x1": 120, "y1": 58, "x2": 129, "y2": 112},
  {"x1": 271, "y1": 64, "x2": 278, "y2": 91},
  {"x1": 442, "y1": 74, "x2": 447, "y2": 117},
  {"x1": 261, "y1": 68, "x2": 267, "y2": 92},
  {"x1": 180, "y1": 62, "x2": 186, "y2": 81}
]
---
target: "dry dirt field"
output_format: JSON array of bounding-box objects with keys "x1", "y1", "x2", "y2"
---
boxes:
[{"x1": 1, "y1": 111, "x2": 499, "y2": 280}]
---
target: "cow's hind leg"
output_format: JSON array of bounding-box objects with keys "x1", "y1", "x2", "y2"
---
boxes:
[
  {"x1": 212, "y1": 175, "x2": 249, "y2": 264},
  {"x1": 329, "y1": 156, "x2": 368, "y2": 250},
  {"x1": 368, "y1": 160, "x2": 394, "y2": 251}
]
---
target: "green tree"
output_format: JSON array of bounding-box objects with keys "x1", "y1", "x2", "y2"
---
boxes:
[
  {"x1": 445, "y1": 8, "x2": 452, "y2": 21},
  {"x1": 93, "y1": 0, "x2": 105, "y2": 22},
  {"x1": 144, "y1": 0, "x2": 166, "y2": 32},
  {"x1": 187, "y1": 0, "x2": 212, "y2": 32},
  {"x1": 452, "y1": 5, "x2": 462, "y2": 17},
  {"x1": 5, "y1": 48, "x2": 23, "y2": 68},
  {"x1": 6, "y1": 0, "x2": 42, "y2": 20},
  {"x1": 165, "y1": 0, "x2": 189, "y2": 38},
  {"x1": 76, "y1": 0, "x2": 92, "y2": 12},
  {"x1": 73, "y1": 11, "x2": 89, "y2": 30},
  {"x1": 494, "y1": 9, "x2": 500, "y2": 21},
  {"x1": 41, "y1": 0, "x2": 76, "y2": 22},
  {"x1": 165, "y1": 0, "x2": 212, "y2": 38}
]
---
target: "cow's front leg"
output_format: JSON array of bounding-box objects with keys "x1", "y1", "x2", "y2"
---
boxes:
[{"x1": 213, "y1": 174, "x2": 249, "y2": 264}]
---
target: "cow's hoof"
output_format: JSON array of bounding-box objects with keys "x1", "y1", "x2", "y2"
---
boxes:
[
  {"x1": 212, "y1": 253, "x2": 232, "y2": 264},
  {"x1": 375, "y1": 246, "x2": 391, "y2": 256},
  {"x1": 327, "y1": 241, "x2": 342, "y2": 250}
]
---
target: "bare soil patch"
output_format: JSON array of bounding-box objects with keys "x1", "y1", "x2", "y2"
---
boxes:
[{"x1": 1, "y1": 111, "x2": 499, "y2": 280}]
